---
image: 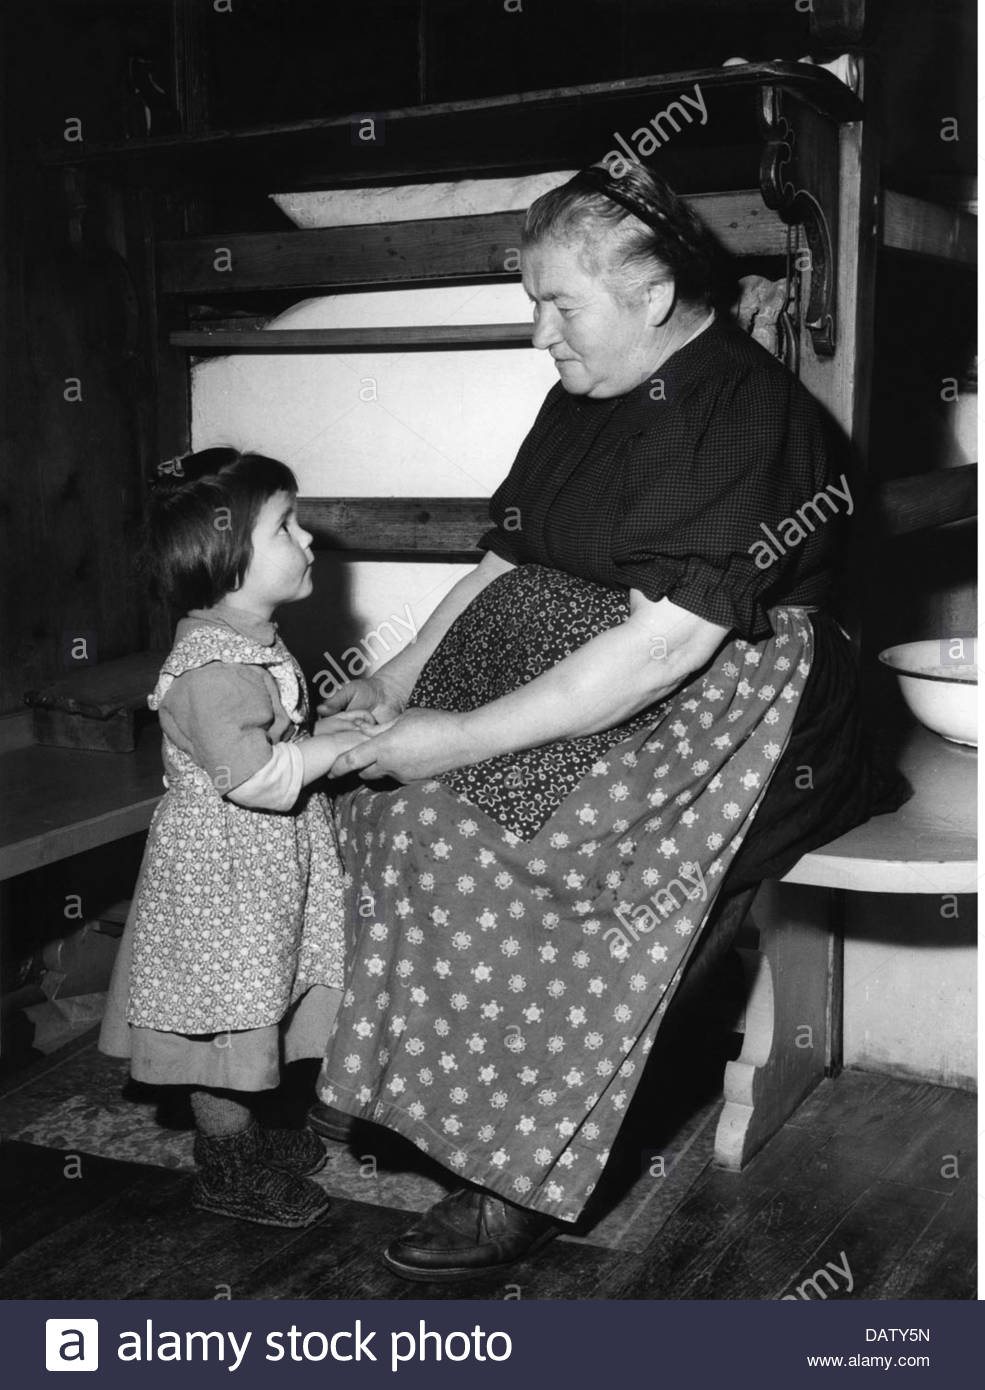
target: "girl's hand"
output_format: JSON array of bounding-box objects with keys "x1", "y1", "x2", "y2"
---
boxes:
[
  {"x1": 328, "y1": 709, "x2": 474, "y2": 783},
  {"x1": 317, "y1": 674, "x2": 408, "y2": 725},
  {"x1": 300, "y1": 726, "x2": 377, "y2": 787},
  {"x1": 313, "y1": 711, "x2": 377, "y2": 738}
]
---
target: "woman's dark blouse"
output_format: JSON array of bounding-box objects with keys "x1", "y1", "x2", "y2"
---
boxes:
[{"x1": 480, "y1": 317, "x2": 837, "y2": 639}]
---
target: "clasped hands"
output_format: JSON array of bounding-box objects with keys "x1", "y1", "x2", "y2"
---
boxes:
[{"x1": 313, "y1": 676, "x2": 474, "y2": 783}]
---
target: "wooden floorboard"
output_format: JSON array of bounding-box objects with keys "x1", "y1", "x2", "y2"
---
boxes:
[
  {"x1": 687, "y1": 1132, "x2": 904, "y2": 1301},
  {"x1": 599, "y1": 1125, "x2": 820, "y2": 1298},
  {"x1": 879, "y1": 1092, "x2": 977, "y2": 1196},
  {"x1": 0, "y1": 1151, "x2": 300, "y2": 1300},
  {"x1": 0, "y1": 1070, "x2": 976, "y2": 1300},
  {"x1": 304, "y1": 1224, "x2": 621, "y2": 1302},
  {"x1": 876, "y1": 1175, "x2": 977, "y2": 1301},
  {"x1": 779, "y1": 1180, "x2": 948, "y2": 1303},
  {"x1": 0, "y1": 1142, "x2": 149, "y2": 1269},
  {"x1": 789, "y1": 1072, "x2": 974, "y2": 1179},
  {"x1": 130, "y1": 1206, "x2": 324, "y2": 1301}
]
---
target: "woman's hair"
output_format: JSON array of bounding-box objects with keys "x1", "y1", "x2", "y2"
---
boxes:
[
  {"x1": 144, "y1": 447, "x2": 298, "y2": 612},
  {"x1": 521, "y1": 163, "x2": 725, "y2": 308}
]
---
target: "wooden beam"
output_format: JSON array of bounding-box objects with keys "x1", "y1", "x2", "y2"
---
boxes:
[
  {"x1": 171, "y1": 325, "x2": 533, "y2": 352},
  {"x1": 297, "y1": 497, "x2": 489, "y2": 556},
  {"x1": 296, "y1": 474, "x2": 978, "y2": 561},
  {"x1": 872, "y1": 464, "x2": 977, "y2": 538},
  {"x1": 882, "y1": 191, "x2": 976, "y2": 267},
  {"x1": 158, "y1": 195, "x2": 789, "y2": 298},
  {"x1": 43, "y1": 61, "x2": 863, "y2": 179}
]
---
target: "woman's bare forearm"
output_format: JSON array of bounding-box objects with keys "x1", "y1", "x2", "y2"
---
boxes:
[
  {"x1": 374, "y1": 549, "x2": 515, "y2": 699},
  {"x1": 457, "y1": 595, "x2": 728, "y2": 763}
]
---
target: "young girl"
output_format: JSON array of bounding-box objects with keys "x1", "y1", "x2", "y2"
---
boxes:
[{"x1": 100, "y1": 447, "x2": 375, "y2": 1228}]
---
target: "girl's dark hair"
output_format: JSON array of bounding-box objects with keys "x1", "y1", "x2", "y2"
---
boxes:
[
  {"x1": 522, "y1": 163, "x2": 725, "y2": 307},
  {"x1": 144, "y1": 447, "x2": 298, "y2": 612}
]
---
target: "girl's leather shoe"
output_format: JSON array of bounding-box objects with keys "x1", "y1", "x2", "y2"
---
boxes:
[{"x1": 383, "y1": 1187, "x2": 559, "y2": 1281}]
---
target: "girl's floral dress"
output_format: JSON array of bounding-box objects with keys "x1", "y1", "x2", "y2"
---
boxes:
[{"x1": 125, "y1": 617, "x2": 346, "y2": 1036}]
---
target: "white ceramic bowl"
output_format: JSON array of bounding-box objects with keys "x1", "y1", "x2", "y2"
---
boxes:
[{"x1": 878, "y1": 638, "x2": 978, "y2": 747}]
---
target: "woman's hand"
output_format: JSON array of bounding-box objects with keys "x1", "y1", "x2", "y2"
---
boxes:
[
  {"x1": 317, "y1": 674, "x2": 408, "y2": 725},
  {"x1": 328, "y1": 708, "x2": 473, "y2": 783}
]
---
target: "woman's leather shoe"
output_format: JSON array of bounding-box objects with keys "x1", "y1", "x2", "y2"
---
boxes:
[
  {"x1": 383, "y1": 1187, "x2": 559, "y2": 1281},
  {"x1": 306, "y1": 1101, "x2": 356, "y2": 1143}
]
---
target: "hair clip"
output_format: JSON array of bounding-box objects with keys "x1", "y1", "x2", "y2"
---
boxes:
[{"x1": 157, "y1": 454, "x2": 187, "y2": 478}]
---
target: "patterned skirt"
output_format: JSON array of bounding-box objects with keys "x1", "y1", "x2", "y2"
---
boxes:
[{"x1": 318, "y1": 565, "x2": 813, "y2": 1223}]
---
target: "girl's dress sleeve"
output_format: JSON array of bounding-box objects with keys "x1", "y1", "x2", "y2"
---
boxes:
[
  {"x1": 229, "y1": 743, "x2": 303, "y2": 812},
  {"x1": 158, "y1": 662, "x2": 286, "y2": 794}
]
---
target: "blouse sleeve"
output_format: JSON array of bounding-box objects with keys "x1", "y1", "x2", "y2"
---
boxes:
[
  {"x1": 478, "y1": 523, "x2": 524, "y2": 565},
  {"x1": 158, "y1": 663, "x2": 280, "y2": 793},
  {"x1": 613, "y1": 364, "x2": 834, "y2": 637}
]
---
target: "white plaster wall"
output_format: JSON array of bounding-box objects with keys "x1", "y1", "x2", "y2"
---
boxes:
[
  {"x1": 192, "y1": 286, "x2": 556, "y2": 497},
  {"x1": 843, "y1": 894, "x2": 976, "y2": 1088},
  {"x1": 191, "y1": 176, "x2": 568, "y2": 670},
  {"x1": 193, "y1": 287, "x2": 560, "y2": 669}
]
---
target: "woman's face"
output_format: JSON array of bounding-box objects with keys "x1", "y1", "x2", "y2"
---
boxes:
[{"x1": 522, "y1": 237, "x2": 673, "y2": 398}]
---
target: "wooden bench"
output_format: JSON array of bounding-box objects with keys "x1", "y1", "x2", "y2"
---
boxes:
[
  {"x1": 0, "y1": 724, "x2": 164, "y2": 884},
  {"x1": 715, "y1": 723, "x2": 977, "y2": 1170}
]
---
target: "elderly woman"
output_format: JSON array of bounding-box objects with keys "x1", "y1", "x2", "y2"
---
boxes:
[{"x1": 314, "y1": 163, "x2": 874, "y2": 1280}]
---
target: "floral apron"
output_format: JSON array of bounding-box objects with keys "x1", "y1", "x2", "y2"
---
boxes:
[
  {"x1": 127, "y1": 624, "x2": 346, "y2": 1034},
  {"x1": 318, "y1": 566, "x2": 813, "y2": 1223}
]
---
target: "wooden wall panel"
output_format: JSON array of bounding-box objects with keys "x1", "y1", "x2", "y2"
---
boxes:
[
  {"x1": 0, "y1": 6, "x2": 150, "y2": 715},
  {"x1": 298, "y1": 497, "x2": 489, "y2": 557}
]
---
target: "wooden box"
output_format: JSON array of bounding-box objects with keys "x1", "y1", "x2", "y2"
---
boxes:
[{"x1": 23, "y1": 653, "x2": 166, "y2": 752}]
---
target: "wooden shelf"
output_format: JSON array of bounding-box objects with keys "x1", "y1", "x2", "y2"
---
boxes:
[
  {"x1": 298, "y1": 497, "x2": 488, "y2": 557},
  {"x1": 172, "y1": 324, "x2": 533, "y2": 353},
  {"x1": 882, "y1": 191, "x2": 976, "y2": 268},
  {"x1": 782, "y1": 724, "x2": 977, "y2": 894},
  {"x1": 159, "y1": 194, "x2": 789, "y2": 299},
  {"x1": 0, "y1": 732, "x2": 163, "y2": 882},
  {"x1": 40, "y1": 62, "x2": 861, "y2": 190},
  {"x1": 872, "y1": 464, "x2": 977, "y2": 537}
]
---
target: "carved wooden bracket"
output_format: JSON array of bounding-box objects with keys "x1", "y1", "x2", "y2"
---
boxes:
[{"x1": 758, "y1": 86, "x2": 838, "y2": 359}]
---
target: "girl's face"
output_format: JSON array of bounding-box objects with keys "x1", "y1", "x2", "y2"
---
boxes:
[{"x1": 235, "y1": 490, "x2": 314, "y2": 615}]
